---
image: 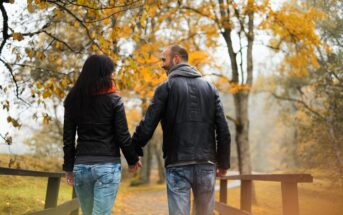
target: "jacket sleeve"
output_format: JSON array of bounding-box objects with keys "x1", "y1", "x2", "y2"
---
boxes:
[
  {"x1": 63, "y1": 108, "x2": 77, "y2": 172},
  {"x1": 214, "y1": 88, "x2": 231, "y2": 169},
  {"x1": 113, "y1": 98, "x2": 139, "y2": 165},
  {"x1": 132, "y1": 83, "x2": 169, "y2": 156}
]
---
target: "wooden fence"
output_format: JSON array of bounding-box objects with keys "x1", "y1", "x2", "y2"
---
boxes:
[
  {"x1": 215, "y1": 174, "x2": 313, "y2": 215},
  {"x1": 1, "y1": 167, "x2": 313, "y2": 215},
  {"x1": 0, "y1": 167, "x2": 79, "y2": 215}
]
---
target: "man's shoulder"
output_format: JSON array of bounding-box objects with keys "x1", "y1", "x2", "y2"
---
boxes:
[{"x1": 156, "y1": 80, "x2": 170, "y2": 91}]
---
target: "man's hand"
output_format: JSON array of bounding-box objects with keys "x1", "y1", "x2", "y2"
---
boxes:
[
  {"x1": 216, "y1": 168, "x2": 227, "y2": 177},
  {"x1": 129, "y1": 159, "x2": 142, "y2": 173},
  {"x1": 65, "y1": 171, "x2": 74, "y2": 186}
]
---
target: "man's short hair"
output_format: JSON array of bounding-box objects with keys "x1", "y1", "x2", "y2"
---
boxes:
[{"x1": 170, "y1": 45, "x2": 188, "y2": 62}]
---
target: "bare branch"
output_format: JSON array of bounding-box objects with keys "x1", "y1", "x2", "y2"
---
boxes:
[
  {"x1": 64, "y1": 0, "x2": 142, "y2": 10},
  {"x1": 270, "y1": 92, "x2": 326, "y2": 121},
  {"x1": 180, "y1": 6, "x2": 215, "y2": 21},
  {"x1": 0, "y1": 58, "x2": 30, "y2": 106},
  {"x1": 82, "y1": 4, "x2": 144, "y2": 24},
  {"x1": 42, "y1": 30, "x2": 82, "y2": 53},
  {"x1": 47, "y1": 0, "x2": 105, "y2": 53},
  {"x1": 0, "y1": 1, "x2": 10, "y2": 55}
]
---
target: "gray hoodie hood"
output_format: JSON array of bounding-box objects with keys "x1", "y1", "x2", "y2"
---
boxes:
[{"x1": 168, "y1": 63, "x2": 201, "y2": 79}]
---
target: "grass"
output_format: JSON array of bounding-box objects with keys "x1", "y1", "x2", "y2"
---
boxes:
[{"x1": 0, "y1": 175, "x2": 73, "y2": 214}]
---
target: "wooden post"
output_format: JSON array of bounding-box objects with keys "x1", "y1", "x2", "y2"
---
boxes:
[
  {"x1": 240, "y1": 180, "x2": 252, "y2": 213},
  {"x1": 70, "y1": 187, "x2": 79, "y2": 215},
  {"x1": 219, "y1": 179, "x2": 228, "y2": 203},
  {"x1": 45, "y1": 177, "x2": 60, "y2": 209},
  {"x1": 219, "y1": 179, "x2": 228, "y2": 215},
  {"x1": 281, "y1": 182, "x2": 299, "y2": 215}
]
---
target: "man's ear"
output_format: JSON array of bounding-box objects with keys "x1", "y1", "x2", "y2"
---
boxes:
[{"x1": 174, "y1": 55, "x2": 181, "y2": 64}]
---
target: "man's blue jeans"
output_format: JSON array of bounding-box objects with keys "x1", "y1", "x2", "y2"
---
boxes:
[
  {"x1": 73, "y1": 163, "x2": 121, "y2": 215},
  {"x1": 166, "y1": 164, "x2": 216, "y2": 215}
]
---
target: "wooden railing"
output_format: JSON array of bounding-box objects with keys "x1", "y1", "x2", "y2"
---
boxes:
[
  {"x1": 215, "y1": 174, "x2": 313, "y2": 215},
  {"x1": 0, "y1": 167, "x2": 79, "y2": 215}
]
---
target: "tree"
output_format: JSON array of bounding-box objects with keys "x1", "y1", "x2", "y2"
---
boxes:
[
  {"x1": 268, "y1": 0, "x2": 343, "y2": 186},
  {"x1": 165, "y1": 0, "x2": 325, "y2": 177},
  {"x1": 0, "y1": 0, "x2": 145, "y2": 142},
  {"x1": 1, "y1": 0, "x2": 211, "y2": 185}
]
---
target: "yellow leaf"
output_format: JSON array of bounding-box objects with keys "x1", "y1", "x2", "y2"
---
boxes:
[
  {"x1": 55, "y1": 42, "x2": 62, "y2": 49},
  {"x1": 74, "y1": 21, "x2": 80, "y2": 27},
  {"x1": 42, "y1": 90, "x2": 51, "y2": 98},
  {"x1": 7, "y1": 116, "x2": 21, "y2": 128},
  {"x1": 36, "y1": 51, "x2": 45, "y2": 60},
  {"x1": 42, "y1": 114, "x2": 51, "y2": 124},
  {"x1": 13, "y1": 33, "x2": 24, "y2": 41},
  {"x1": 36, "y1": 81, "x2": 43, "y2": 89},
  {"x1": 48, "y1": 53, "x2": 55, "y2": 61},
  {"x1": 28, "y1": 3, "x2": 34, "y2": 13},
  {"x1": 25, "y1": 48, "x2": 34, "y2": 58}
]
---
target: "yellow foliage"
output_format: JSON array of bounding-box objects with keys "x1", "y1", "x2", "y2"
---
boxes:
[
  {"x1": 36, "y1": 81, "x2": 43, "y2": 89},
  {"x1": 189, "y1": 51, "x2": 209, "y2": 66},
  {"x1": 229, "y1": 83, "x2": 251, "y2": 94},
  {"x1": 35, "y1": 51, "x2": 45, "y2": 60},
  {"x1": 7, "y1": 116, "x2": 21, "y2": 128},
  {"x1": 73, "y1": 21, "x2": 80, "y2": 28},
  {"x1": 25, "y1": 48, "x2": 34, "y2": 58},
  {"x1": 42, "y1": 113, "x2": 51, "y2": 124},
  {"x1": 12, "y1": 33, "x2": 23, "y2": 41},
  {"x1": 260, "y1": 3, "x2": 326, "y2": 77},
  {"x1": 27, "y1": 2, "x2": 34, "y2": 13},
  {"x1": 42, "y1": 90, "x2": 51, "y2": 99}
]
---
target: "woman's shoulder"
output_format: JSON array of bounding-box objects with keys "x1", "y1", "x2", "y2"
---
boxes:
[{"x1": 103, "y1": 92, "x2": 122, "y2": 105}]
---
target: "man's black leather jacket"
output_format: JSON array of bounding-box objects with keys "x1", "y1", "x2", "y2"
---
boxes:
[{"x1": 132, "y1": 63, "x2": 231, "y2": 169}]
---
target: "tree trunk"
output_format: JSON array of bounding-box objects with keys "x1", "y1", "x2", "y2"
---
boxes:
[
  {"x1": 139, "y1": 144, "x2": 152, "y2": 184},
  {"x1": 234, "y1": 92, "x2": 252, "y2": 174},
  {"x1": 152, "y1": 141, "x2": 165, "y2": 183},
  {"x1": 131, "y1": 98, "x2": 153, "y2": 186}
]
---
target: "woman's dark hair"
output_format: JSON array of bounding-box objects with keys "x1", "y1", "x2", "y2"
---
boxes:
[{"x1": 64, "y1": 54, "x2": 115, "y2": 117}]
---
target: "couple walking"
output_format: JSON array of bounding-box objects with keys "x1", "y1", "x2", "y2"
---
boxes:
[{"x1": 62, "y1": 45, "x2": 231, "y2": 215}]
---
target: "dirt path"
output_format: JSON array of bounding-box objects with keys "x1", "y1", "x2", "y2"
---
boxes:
[
  {"x1": 112, "y1": 170, "x2": 168, "y2": 215},
  {"x1": 113, "y1": 187, "x2": 168, "y2": 215}
]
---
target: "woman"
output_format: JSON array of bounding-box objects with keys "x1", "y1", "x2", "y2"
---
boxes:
[{"x1": 63, "y1": 54, "x2": 141, "y2": 215}]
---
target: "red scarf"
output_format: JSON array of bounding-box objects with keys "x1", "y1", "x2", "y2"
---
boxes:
[{"x1": 96, "y1": 82, "x2": 116, "y2": 95}]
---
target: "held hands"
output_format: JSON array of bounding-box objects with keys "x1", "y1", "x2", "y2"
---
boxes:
[
  {"x1": 65, "y1": 171, "x2": 74, "y2": 186},
  {"x1": 216, "y1": 168, "x2": 227, "y2": 177},
  {"x1": 129, "y1": 159, "x2": 142, "y2": 173}
]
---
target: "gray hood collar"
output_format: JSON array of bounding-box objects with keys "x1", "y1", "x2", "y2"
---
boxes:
[{"x1": 168, "y1": 63, "x2": 201, "y2": 79}]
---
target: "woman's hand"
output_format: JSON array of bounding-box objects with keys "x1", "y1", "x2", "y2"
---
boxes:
[
  {"x1": 65, "y1": 171, "x2": 74, "y2": 185},
  {"x1": 216, "y1": 168, "x2": 227, "y2": 177},
  {"x1": 129, "y1": 160, "x2": 142, "y2": 173}
]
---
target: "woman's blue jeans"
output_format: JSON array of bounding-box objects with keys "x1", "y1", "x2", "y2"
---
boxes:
[{"x1": 73, "y1": 163, "x2": 121, "y2": 215}]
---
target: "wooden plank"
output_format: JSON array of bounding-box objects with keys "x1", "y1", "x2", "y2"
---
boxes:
[
  {"x1": 25, "y1": 198, "x2": 80, "y2": 215},
  {"x1": 281, "y1": 182, "x2": 299, "y2": 215},
  {"x1": 215, "y1": 202, "x2": 252, "y2": 215},
  {"x1": 45, "y1": 177, "x2": 61, "y2": 209},
  {"x1": 217, "y1": 174, "x2": 313, "y2": 183},
  {"x1": 240, "y1": 180, "x2": 252, "y2": 213},
  {"x1": 0, "y1": 167, "x2": 64, "y2": 178}
]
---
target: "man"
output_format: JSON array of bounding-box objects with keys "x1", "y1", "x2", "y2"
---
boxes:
[{"x1": 132, "y1": 45, "x2": 230, "y2": 215}]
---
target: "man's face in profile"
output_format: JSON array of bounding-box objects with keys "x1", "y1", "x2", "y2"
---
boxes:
[{"x1": 161, "y1": 48, "x2": 175, "y2": 72}]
